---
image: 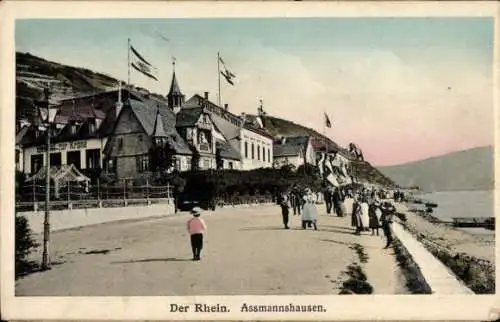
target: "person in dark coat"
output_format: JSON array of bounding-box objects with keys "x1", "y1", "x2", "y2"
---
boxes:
[
  {"x1": 332, "y1": 187, "x2": 345, "y2": 217},
  {"x1": 323, "y1": 186, "x2": 334, "y2": 215},
  {"x1": 290, "y1": 186, "x2": 303, "y2": 215},
  {"x1": 380, "y1": 201, "x2": 396, "y2": 248},
  {"x1": 279, "y1": 192, "x2": 291, "y2": 229},
  {"x1": 368, "y1": 199, "x2": 381, "y2": 236}
]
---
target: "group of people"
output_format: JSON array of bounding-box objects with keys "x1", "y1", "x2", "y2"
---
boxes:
[
  {"x1": 279, "y1": 186, "x2": 319, "y2": 230},
  {"x1": 185, "y1": 184, "x2": 400, "y2": 261},
  {"x1": 278, "y1": 184, "x2": 398, "y2": 249},
  {"x1": 350, "y1": 193, "x2": 396, "y2": 248}
]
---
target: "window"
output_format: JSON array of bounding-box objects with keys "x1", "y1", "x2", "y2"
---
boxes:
[
  {"x1": 268, "y1": 149, "x2": 270, "y2": 162},
  {"x1": 105, "y1": 157, "x2": 116, "y2": 173},
  {"x1": 138, "y1": 135, "x2": 143, "y2": 142},
  {"x1": 203, "y1": 158, "x2": 210, "y2": 169},
  {"x1": 136, "y1": 154, "x2": 150, "y2": 172},
  {"x1": 31, "y1": 154, "x2": 43, "y2": 174},
  {"x1": 89, "y1": 122, "x2": 96, "y2": 133},
  {"x1": 67, "y1": 150, "x2": 81, "y2": 169},
  {"x1": 174, "y1": 158, "x2": 181, "y2": 171},
  {"x1": 244, "y1": 142, "x2": 248, "y2": 158},
  {"x1": 50, "y1": 152, "x2": 62, "y2": 167},
  {"x1": 118, "y1": 138, "x2": 124, "y2": 151},
  {"x1": 251, "y1": 143, "x2": 255, "y2": 159},
  {"x1": 15, "y1": 150, "x2": 20, "y2": 164},
  {"x1": 71, "y1": 124, "x2": 77, "y2": 135},
  {"x1": 262, "y1": 146, "x2": 266, "y2": 162},
  {"x1": 257, "y1": 145, "x2": 260, "y2": 160},
  {"x1": 86, "y1": 149, "x2": 100, "y2": 169},
  {"x1": 228, "y1": 161, "x2": 233, "y2": 169}
]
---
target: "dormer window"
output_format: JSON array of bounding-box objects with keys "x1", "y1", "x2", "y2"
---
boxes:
[
  {"x1": 71, "y1": 124, "x2": 77, "y2": 135},
  {"x1": 89, "y1": 121, "x2": 96, "y2": 133}
]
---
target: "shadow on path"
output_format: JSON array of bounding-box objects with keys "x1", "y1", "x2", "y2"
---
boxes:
[{"x1": 111, "y1": 257, "x2": 192, "y2": 264}]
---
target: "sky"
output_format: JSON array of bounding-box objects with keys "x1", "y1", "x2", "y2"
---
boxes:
[{"x1": 15, "y1": 18, "x2": 494, "y2": 166}]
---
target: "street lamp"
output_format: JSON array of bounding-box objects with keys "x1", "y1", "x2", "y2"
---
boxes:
[{"x1": 40, "y1": 86, "x2": 57, "y2": 270}]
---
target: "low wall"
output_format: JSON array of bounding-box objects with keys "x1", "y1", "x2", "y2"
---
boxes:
[{"x1": 19, "y1": 201, "x2": 176, "y2": 234}]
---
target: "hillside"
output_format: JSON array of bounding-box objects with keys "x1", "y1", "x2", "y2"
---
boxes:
[
  {"x1": 377, "y1": 146, "x2": 494, "y2": 192},
  {"x1": 16, "y1": 52, "x2": 161, "y2": 120},
  {"x1": 256, "y1": 115, "x2": 395, "y2": 186}
]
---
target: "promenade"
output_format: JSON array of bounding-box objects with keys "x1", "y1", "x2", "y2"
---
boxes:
[{"x1": 16, "y1": 204, "x2": 407, "y2": 296}]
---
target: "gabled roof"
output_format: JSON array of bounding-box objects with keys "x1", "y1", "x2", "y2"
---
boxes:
[
  {"x1": 176, "y1": 107, "x2": 203, "y2": 127},
  {"x1": 126, "y1": 95, "x2": 192, "y2": 155},
  {"x1": 273, "y1": 135, "x2": 310, "y2": 158},
  {"x1": 216, "y1": 139, "x2": 240, "y2": 160},
  {"x1": 273, "y1": 144, "x2": 302, "y2": 157}
]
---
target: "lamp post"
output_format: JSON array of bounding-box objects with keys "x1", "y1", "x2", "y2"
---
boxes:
[{"x1": 41, "y1": 86, "x2": 54, "y2": 270}]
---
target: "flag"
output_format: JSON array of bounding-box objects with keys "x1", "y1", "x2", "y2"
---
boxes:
[
  {"x1": 324, "y1": 112, "x2": 332, "y2": 128},
  {"x1": 130, "y1": 45, "x2": 158, "y2": 81},
  {"x1": 219, "y1": 55, "x2": 236, "y2": 85}
]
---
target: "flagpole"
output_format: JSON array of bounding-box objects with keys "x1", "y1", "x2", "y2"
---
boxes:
[
  {"x1": 217, "y1": 52, "x2": 221, "y2": 106},
  {"x1": 127, "y1": 38, "x2": 131, "y2": 86}
]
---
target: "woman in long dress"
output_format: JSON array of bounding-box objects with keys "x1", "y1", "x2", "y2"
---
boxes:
[
  {"x1": 360, "y1": 196, "x2": 370, "y2": 231},
  {"x1": 301, "y1": 192, "x2": 318, "y2": 230}
]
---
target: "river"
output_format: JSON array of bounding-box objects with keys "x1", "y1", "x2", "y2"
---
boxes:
[{"x1": 414, "y1": 190, "x2": 494, "y2": 236}]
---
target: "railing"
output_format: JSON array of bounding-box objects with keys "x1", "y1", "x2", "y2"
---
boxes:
[{"x1": 16, "y1": 182, "x2": 172, "y2": 213}]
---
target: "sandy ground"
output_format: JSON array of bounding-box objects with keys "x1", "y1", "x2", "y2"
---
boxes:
[
  {"x1": 16, "y1": 204, "x2": 408, "y2": 296},
  {"x1": 395, "y1": 203, "x2": 495, "y2": 263}
]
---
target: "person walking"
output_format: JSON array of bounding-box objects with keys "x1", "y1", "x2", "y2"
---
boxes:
[
  {"x1": 332, "y1": 187, "x2": 345, "y2": 217},
  {"x1": 279, "y1": 191, "x2": 291, "y2": 229},
  {"x1": 323, "y1": 186, "x2": 334, "y2": 215},
  {"x1": 187, "y1": 207, "x2": 207, "y2": 261},
  {"x1": 290, "y1": 186, "x2": 303, "y2": 215},
  {"x1": 301, "y1": 191, "x2": 318, "y2": 230},
  {"x1": 368, "y1": 198, "x2": 381, "y2": 236},
  {"x1": 351, "y1": 194, "x2": 364, "y2": 234},
  {"x1": 380, "y1": 201, "x2": 396, "y2": 248}
]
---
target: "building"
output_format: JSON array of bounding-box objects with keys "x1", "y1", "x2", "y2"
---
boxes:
[
  {"x1": 16, "y1": 89, "x2": 118, "y2": 177},
  {"x1": 183, "y1": 93, "x2": 274, "y2": 171},
  {"x1": 273, "y1": 135, "x2": 315, "y2": 169},
  {"x1": 103, "y1": 89, "x2": 193, "y2": 180}
]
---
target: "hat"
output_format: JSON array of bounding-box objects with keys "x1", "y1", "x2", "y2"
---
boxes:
[{"x1": 191, "y1": 207, "x2": 202, "y2": 216}]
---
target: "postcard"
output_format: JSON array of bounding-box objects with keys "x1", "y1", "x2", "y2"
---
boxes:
[{"x1": 1, "y1": 1, "x2": 499, "y2": 320}]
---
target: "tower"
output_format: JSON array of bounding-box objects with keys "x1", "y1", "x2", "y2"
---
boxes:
[
  {"x1": 167, "y1": 58, "x2": 185, "y2": 114},
  {"x1": 152, "y1": 104, "x2": 167, "y2": 146}
]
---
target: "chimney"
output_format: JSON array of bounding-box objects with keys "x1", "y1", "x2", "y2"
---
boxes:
[
  {"x1": 204, "y1": 91, "x2": 209, "y2": 100},
  {"x1": 224, "y1": 103, "x2": 228, "y2": 111}
]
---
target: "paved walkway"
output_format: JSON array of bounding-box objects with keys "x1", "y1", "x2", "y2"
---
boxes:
[
  {"x1": 17, "y1": 204, "x2": 406, "y2": 296},
  {"x1": 392, "y1": 221, "x2": 474, "y2": 294}
]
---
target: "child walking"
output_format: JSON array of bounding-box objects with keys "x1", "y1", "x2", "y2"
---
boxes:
[{"x1": 187, "y1": 207, "x2": 207, "y2": 261}]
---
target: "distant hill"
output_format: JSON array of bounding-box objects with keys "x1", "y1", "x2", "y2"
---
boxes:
[
  {"x1": 16, "y1": 52, "x2": 161, "y2": 120},
  {"x1": 16, "y1": 52, "x2": 395, "y2": 186},
  {"x1": 377, "y1": 146, "x2": 494, "y2": 192}
]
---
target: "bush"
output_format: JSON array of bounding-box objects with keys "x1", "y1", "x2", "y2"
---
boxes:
[{"x1": 15, "y1": 215, "x2": 39, "y2": 277}]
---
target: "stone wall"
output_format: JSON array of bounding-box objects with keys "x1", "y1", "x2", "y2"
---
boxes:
[{"x1": 19, "y1": 201, "x2": 175, "y2": 234}]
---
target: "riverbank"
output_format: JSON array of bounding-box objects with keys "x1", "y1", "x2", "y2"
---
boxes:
[{"x1": 394, "y1": 202, "x2": 495, "y2": 294}]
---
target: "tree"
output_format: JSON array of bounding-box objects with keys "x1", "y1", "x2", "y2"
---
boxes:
[
  {"x1": 15, "y1": 215, "x2": 39, "y2": 278},
  {"x1": 149, "y1": 141, "x2": 175, "y2": 173}
]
